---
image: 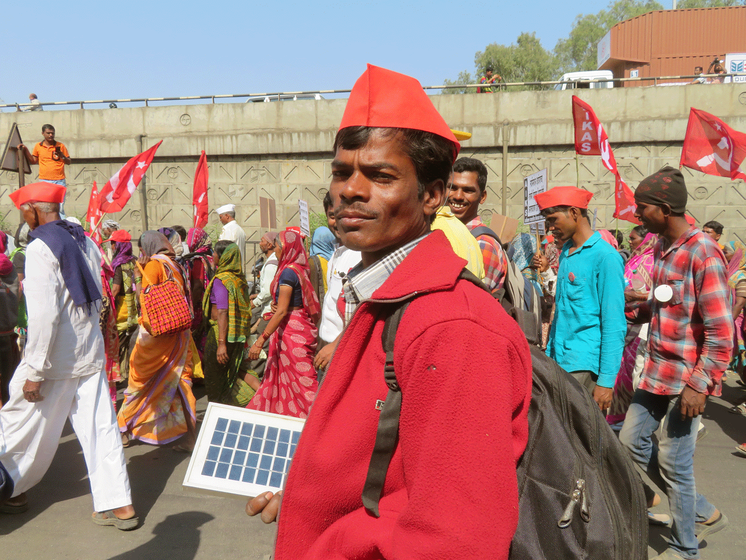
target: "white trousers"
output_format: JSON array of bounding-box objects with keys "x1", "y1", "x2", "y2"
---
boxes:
[{"x1": 0, "y1": 367, "x2": 132, "y2": 512}]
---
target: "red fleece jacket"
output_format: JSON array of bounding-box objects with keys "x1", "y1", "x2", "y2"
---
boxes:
[{"x1": 274, "y1": 231, "x2": 532, "y2": 560}]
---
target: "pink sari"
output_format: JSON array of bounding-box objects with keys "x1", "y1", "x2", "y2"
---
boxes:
[
  {"x1": 248, "y1": 230, "x2": 320, "y2": 418},
  {"x1": 607, "y1": 233, "x2": 657, "y2": 425}
]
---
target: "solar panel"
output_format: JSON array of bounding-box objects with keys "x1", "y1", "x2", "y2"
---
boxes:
[{"x1": 183, "y1": 402, "x2": 305, "y2": 498}]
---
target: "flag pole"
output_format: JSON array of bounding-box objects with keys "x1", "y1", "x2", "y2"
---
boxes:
[
  {"x1": 93, "y1": 213, "x2": 107, "y2": 232},
  {"x1": 575, "y1": 153, "x2": 580, "y2": 188}
]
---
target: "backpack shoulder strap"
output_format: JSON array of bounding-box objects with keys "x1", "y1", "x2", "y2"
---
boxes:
[
  {"x1": 361, "y1": 300, "x2": 411, "y2": 517},
  {"x1": 457, "y1": 267, "x2": 492, "y2": 294},
  {"x1": 361, "y1": 269, "x2": 493, "y2": 516},
  {"x1": 470, "y1": 225, "x2": 503, "y2": 246}
]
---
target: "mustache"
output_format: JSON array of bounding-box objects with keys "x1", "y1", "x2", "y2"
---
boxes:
[{"x1": 334, "y1": 202, "x2": 379, "y2": 220}]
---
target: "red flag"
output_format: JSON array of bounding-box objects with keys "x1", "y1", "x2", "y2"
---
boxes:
[
  {"x1": 193, "y1": 151, "x2": 209, "y2": 228},
  {"x1": 680, "y1": 108, "x2": 746, "y2": 181},
  {"x1": 572, "y1": 96, "x2": 640, "y2": 224},
  {"x1": 85, "y1": 181, "x2": 103, "y2": 244},
  {"x1": 98, "y1": 140, "x2": 163, "y2": 213}
]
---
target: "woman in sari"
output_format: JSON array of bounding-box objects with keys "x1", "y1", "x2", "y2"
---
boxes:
[
  {"x1": 247, "y1": 230, "x2": 321, "y2": 418},
  {"x1": 158, "y1": 227, "x2": 187, "y2": 259},
  {"x1": 184, "y1": 227, "x2": 214, "y2": 356},
  {"x1": 109, "y1": 230, "x2": 139, "y2": 381},
  {"x1": 607, "y1": 226, "x2": 657, "y2": 427},
  {"x1": 99, "y1": 260, "x2": 121, "y2": 406},
  {"x1": 118, "y1": 231, "x2": 197, "y2": 450},
  {"x1": 723, "y1": 242, "x2": 746, "y2": 393},
  {"x1": 202, "y1": 240, "x2": 259, "y2": 406}
]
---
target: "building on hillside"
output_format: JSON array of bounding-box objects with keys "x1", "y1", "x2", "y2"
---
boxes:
[{"x1": 597, "y1": 7, "x2": 746, "y2": 86}]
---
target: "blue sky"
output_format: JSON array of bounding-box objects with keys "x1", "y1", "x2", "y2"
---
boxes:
[{"x1": 2, "y1": 0, "x2": 623, "y2": 106}]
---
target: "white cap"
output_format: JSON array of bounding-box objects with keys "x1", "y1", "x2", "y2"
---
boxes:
[
  {"x1": 66, "y1": 216, "x2": 82, "y2": 225},
  {"x1": 216, "y1": 203, "x2": 236, "y2": 215}
]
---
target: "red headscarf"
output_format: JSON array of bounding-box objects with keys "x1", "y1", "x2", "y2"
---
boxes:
[{"x1": 270, "y1": 230, "x2": 321, "y2": 324}]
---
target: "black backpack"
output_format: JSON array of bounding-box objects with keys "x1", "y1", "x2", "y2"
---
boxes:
[{"x1": 361, "y1": 269, "x2": 647, "y2": 560}]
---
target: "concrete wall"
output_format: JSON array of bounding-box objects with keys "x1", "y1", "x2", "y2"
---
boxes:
[{"x1": 2, "y1": 83, "x2": 746, "y2": 246}]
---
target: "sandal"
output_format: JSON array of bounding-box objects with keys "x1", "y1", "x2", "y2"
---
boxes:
[
  {"x1": 735, "y1": 444, "x2": 746, "y2": 457},
  {"x1": 92, "y1": 510, "x2": 139, "y2": 531},
  {"x1": 172, "y1": 443, "x2": 194, "y2": 454},
  {"x1": 121, "y1": 433, "x2": 131, "y2": 448},
  {"x1": 648, "y1": 511, "x2": 671, "y2": 526},
  {"x1": 728, "y1": 402, "x2": 746, "y2": 415},
  {"x1": 0, "y1": 496, "x2": 29, "y2": 515}
]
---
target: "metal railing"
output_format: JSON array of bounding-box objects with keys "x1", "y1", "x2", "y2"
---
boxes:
[{"x1": 1, "y1": 73, "x2": 742, "y2": 111}]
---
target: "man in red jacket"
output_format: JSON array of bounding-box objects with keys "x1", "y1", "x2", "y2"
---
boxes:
[{"x1": 247, "y1": 64, "x2": 532, "y2": 560}]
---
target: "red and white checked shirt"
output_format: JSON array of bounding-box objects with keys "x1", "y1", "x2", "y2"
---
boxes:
[
  {"x1": 466, "y1": 216, "x2": 508, "y2": 293},
  {"x1": 626, "y1": 227, "x2": 733, "y2": 397}
]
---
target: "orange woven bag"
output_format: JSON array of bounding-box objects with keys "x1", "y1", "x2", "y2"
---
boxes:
[{"x1": 136, "y1": 260, "x2": 192, "y2": 336}]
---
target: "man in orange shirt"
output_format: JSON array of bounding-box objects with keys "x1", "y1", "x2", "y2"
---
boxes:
[{"x1": 18, "y1": 125, "x2": 71, "y2": 216}]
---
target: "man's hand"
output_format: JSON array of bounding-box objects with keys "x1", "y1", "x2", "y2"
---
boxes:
[
  {"x1": 246, "y1": 490, "x2": 282, "y2": 523},
  {"x1": 249, "y1": 294, "x2": 257, "y2": 302},
  {"x1": 217, "y1": 342, "x2": 229, "y2": 365},
  {"x1": 679, "y1": 385, "x2": 706, "y2": 420},
  {"x1": 23, "y1": 380, "x2": 43, "y2": 403},
  {"x1": 313, "y1": 344, "x2": 335, "y2": 371},
  {"x1": 592, "y1": 385, "x2": 613, "y2": 411}
]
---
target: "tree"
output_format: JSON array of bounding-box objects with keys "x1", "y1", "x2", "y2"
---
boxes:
[
  {"x1": 554, "y1": 0, "x2": 664, "y2": 73},
  {"x1": 476, "y1": 32, "x2": 559, "y2": 86},
  {"x1": 677, "y1": 0, "x2": 745, "y2": 6},
  {"x1": 442, "y1": 71, "x2": 475, "y2": 95}
]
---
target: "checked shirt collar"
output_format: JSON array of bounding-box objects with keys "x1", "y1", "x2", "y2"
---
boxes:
[{"x1": 342, "y1": 233, "x2": 429, "y2": 325}]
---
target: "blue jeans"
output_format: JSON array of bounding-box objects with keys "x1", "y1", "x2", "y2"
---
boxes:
[
  {"x1": 619, "y1": 389, "x2": 716, "y2": 559},
  {"x1": 42, "y1": 178, "x2": 66, "y2": 217}
]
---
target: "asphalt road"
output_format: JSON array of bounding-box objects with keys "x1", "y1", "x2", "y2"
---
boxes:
[{"x1": 2, "y1": 379, "x2": 745, "y2": 560}]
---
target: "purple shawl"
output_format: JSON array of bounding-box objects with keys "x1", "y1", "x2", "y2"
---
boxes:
[{"x1": 111, "y1": 241, "x2": 136, "y2": 272}]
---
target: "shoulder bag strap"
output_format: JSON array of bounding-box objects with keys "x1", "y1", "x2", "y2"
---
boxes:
[
  {"x1": 136, "y1": 258, "x2": 174, "y2": 288},
  {"x1": 361, "y1": 300, "x2": 411, "y2": 518},
  {"x1": 361, "y1": 268, "x2": 492, "y2": 517}
]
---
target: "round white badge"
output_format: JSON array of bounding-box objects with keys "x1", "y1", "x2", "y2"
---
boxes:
[{"x1": 654, "y1": 284, "x2": 673, "y2": 303}]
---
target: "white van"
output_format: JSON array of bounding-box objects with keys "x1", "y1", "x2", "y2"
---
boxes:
[{"x1": 554, "y1": 70, "x2": 614, "y2": 90}]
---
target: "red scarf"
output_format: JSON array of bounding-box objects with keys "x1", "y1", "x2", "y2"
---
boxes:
[{"x1": 270, "y1": 230, "x2": 321, "y2": 324}]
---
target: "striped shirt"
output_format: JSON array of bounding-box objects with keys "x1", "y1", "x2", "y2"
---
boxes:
[{"x1": 626, "y1": 227, "x2": 733, "y2": 396}]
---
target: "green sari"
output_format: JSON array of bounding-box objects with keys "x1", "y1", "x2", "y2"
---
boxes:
[{"x1": 202, "y1": 244, "x2": 255, "y2": 406}]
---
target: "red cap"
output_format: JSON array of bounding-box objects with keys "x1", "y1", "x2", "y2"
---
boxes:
[
  {"x1": 339, "y1": 64, "x2": 460, "y2": 162},
  {"x1": 109, "y1": 230, "x2": 131, "y2": 243},
  {"x1": 534, "y1": 186, "x2": 593, "y2": 211},
  {"x1": 285, "y1": 226, "x2": 306, "y2": 239},
  {"x1": 9, "y1": 182, "x2": 66, "y2": 209}
]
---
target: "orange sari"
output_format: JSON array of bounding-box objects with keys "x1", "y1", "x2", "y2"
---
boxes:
[{"x1": 117, "y1": 255, "x2": 197, "y2": 445}]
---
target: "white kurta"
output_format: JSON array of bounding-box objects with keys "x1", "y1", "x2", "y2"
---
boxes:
[
  {"x1": 252, "y1": 253, "x2": 278, "y2": 316},
  {"x1": 219, "y1": 220, "x2": 247, "y2": 269},
  {"x1": 0, "y1": 234, "x2": 131, "y2": 511},
  {"x1": 318, "y1": 245, "x2": 361, "y2": 344}
]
